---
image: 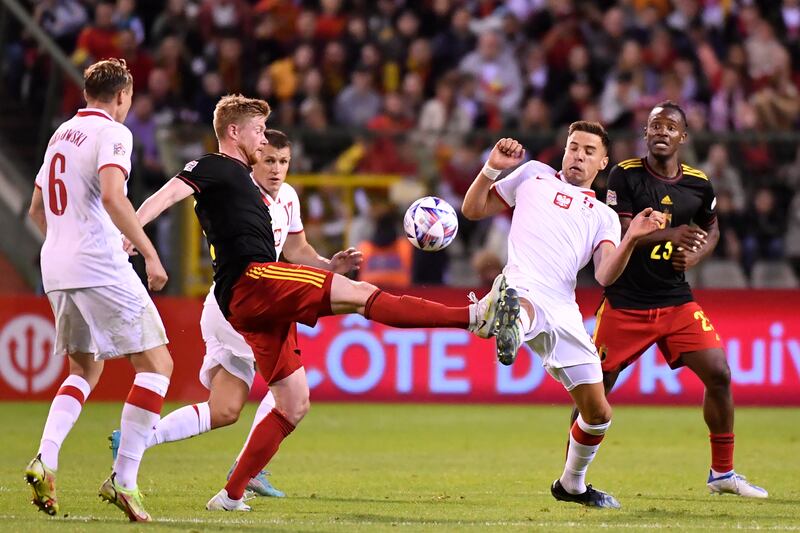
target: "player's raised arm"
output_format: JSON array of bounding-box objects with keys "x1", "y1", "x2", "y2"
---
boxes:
[
  {"x1": 462, "y1": 138, "x2": 524, "y2": 220},
  {"x1": 137, "y1": 177, "x2": 195, "y2": 227},
  {"x1": 594, "y1": 207, "x2": 666, "y2": 286}
]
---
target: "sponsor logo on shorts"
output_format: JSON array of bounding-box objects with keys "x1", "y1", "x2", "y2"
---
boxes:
[{"x1": 0, "y1": 315, "x2": 62, "y2": 393}]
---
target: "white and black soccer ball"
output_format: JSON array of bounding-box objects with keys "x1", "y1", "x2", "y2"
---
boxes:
[{"x1": 403, "y1": 196, "x2": 459, "y2": 252}]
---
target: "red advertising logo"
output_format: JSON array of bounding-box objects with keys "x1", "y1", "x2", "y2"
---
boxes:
[{"x1": 0, "y1": 314, "x2": 62, "y2": 393}]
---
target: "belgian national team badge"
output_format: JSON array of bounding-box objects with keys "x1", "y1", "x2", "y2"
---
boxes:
[
  {"x1": 553, "y1": 192, "x2": 573, "y2": 209},
  {"x1": 113, "y1": 142, "x2": 126, "y2": 156}
]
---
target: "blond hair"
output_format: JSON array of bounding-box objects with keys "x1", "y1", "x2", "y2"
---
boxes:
[
  {"x1": 213, "y1": 95, "x2": 271, "y2": 140},
  {"x1": 84, "y1": 58, "x2": 133, "y2": 102}
]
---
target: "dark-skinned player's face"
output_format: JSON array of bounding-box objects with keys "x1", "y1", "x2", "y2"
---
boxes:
[{"x1": 645, "y1": 107, "x2": 686, "y2": 158}]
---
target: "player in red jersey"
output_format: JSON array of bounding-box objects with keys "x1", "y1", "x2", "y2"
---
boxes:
[
  {"x1": 588, "y1": 102, "x2": 767, "y2": 498},
  {"x1": 133, "y1": 94, "x2": 518, "y2": 511}
]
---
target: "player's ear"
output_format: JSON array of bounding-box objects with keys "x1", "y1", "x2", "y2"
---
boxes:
[
  {"x1": 600, "y1": 155, "x2": 609, "y2": 171},
  {"x1": 678, "y1": 130, "x2": 688, "y2": 145}
]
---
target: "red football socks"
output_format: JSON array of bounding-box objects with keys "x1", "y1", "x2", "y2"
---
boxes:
[
  {"x1": 364, "y1": 290, "x2": 469, "y2": 328},
  {"x1": 710, "y1": 432, "x2": 734, "y2": 472},
  {"x1": 225, "y1": 409, "x2": 295, "y2": 500}
]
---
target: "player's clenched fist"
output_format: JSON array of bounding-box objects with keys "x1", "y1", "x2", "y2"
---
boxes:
[
  {"x1": 627, "y1": 207, "x2": 666, "y2": 240},
  {"x1": 487, "y1": 138, "x2": 525, "y2": 171},
  {"x1": 146, "y1": 259, "x2": 168, "y2": 291}
]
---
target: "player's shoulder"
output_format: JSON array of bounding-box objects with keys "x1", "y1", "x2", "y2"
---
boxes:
[
  {"x1": 594, "y1": 197, "x2": 621, "y2": 221},
  {"x1": 680, "y1": 163, "x2": 710, "y2": 182},
  {"x1": 521, "y1": 159, "x2": 557, "y2": 177},
  {"x1": 611, "y1": 158, "x2": 644, "y2": 173},
  {"x1": 278, "y1": 182, "x2": 299, "y2": 201},
  {"x1": 182, "y1": 153, "x2": 237, "y2": 175}
]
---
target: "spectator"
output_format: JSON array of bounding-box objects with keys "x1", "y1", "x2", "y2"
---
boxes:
[
  {"x1": 117, "y1": 28, "x2": 154, "y2": 94},
  {"x1": 269, "y1": 43, "x2": 314, "y2": 102},
  {"x1": 742, "y1": 188, "x2": 787, "y2": 273},
  {"x1": 72, "y1": 1, "x2": 121, "y2": 66},
  {"x1": 197, "y1": 0, "x2": 252, "y2": 43},
  {"x1": 432, "y1": 7, "x2": 475, "y2": 73},
  {"x1": 416, "y1": 72, "x2": 473, "y2": 149},
  {"x1": 33, "y1": 0, "x2": 88, "y2": 52},
  {"x1": 600, "y1": 70, "x2": 640, "y2": 128},
  {"x1": 151, "y1": 0, "x2": 199, "y2": 48},
  {"x1": 114, "y1": 0, "x2": 146, "y2": 46},
  {"x1": 334, "y1": 66, "x2": 382, "y2": 128},
  {"x1": 459, "y1": 30, "x2": 523, "y2": 124},
  {"x1": 124, "y1": 93, "x2": 165, "y2": 193},
  {"x1": 709, "y1": 65, "x2": 748, "y2": 131},
  {"x1": 153, "y1": 34, "x2": 195, "y2": 102},
  {"x1": 700, "y1": 143, "x2": 746, "y2": 211},
  {"x1": 712, "y1": 190, "x2": 745, "y2": 262},
  {"x1": 315, "y1": 0, "x2": 346, "y2": 42},
  {"x1": 195, "y1": 71, "x2": 225, "y2": 127},
  {"x1": 357, "y1": 208, "x2": 413, "y2": 287}
]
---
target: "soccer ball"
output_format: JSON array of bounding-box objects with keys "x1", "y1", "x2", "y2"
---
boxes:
[{"x1": 403, "y1": 196, "x2": 459, "y2": 251}]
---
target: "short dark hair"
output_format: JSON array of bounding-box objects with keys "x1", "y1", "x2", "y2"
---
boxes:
[
  {"x1": 568, "y1": 121, "x2": 609, "y2": 151},
  {"x1": 265, "y1": 129, "x2": 291, "y2": 149},
  {"x1": 653, "y1": 100, "x2": 687, "y2": 127},
  {"x1": 83, "y1": 58, "x2": 133, "y2": 102}
]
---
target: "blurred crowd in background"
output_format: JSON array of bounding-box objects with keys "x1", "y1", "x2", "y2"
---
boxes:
[{"x1": 3, "y1": 0, "x2": 800, "y2": 289}]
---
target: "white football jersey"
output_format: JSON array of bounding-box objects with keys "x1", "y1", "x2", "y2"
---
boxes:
[
  {"x1": 493, "y1": 160, "x2": 621, "y2": 302},
  {"x1": 202, "y1": 182, "x2": 304, "y2": 351},
  {"x1": 34, "y1": 108, "x2": 136, "y2": 292}
]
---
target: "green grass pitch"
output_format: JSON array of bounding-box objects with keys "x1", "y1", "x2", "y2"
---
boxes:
[{"x1": 0, "y1": 402, "x2": 798, "y2": 532}]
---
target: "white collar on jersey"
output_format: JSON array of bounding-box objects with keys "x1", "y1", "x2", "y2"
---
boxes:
[
  {"x1": 554, "y1": 171, "x2": 596, "y2": 198},
  {"x1": 76, "y1": 108, "x2": 114, "y2": 121}
]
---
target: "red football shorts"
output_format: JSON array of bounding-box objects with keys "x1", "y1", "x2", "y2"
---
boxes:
[
  {"x1": 228, "y1": 262, "x2": 334, "y2": 384},
  {"x1": 593, "y1": 299, "x2": 723, "y2": 373}
]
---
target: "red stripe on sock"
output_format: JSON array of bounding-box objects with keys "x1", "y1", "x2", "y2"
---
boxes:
[
  {"x1": 57, "y1": 385, "x2": 86, "y2": 405},
  {"x1": 225, "y1": 409, "x2": 296, "y2": 500},
  {"x1": 126, "y1": 385, "x2": 165, "y2": 414},
  {"x1": 710, "y1": 432, "x2": 735, "y2": 472},
  {"x1": 571, "y1": 422, "x2": 604, "y2": 446}
]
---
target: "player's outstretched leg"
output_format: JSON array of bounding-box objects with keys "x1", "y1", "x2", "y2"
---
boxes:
[{"x1": 493, "y1": 278, "x2": 521, "y2": 365}]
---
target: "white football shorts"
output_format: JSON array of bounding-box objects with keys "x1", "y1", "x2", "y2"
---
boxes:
[
  {"x1": 198, "y1": 294, "x2": 256, "y2": 390},
  {"x1": 504, "y1": 275, "x2": 602, "y2": 389},
  {"x1": 47, "y1": 279, "x2": 168, "y2": 361}
]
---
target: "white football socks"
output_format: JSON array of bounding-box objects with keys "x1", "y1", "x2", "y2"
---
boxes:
[
  {"x1": 560, "y1": 415, "x2": 610, "y2": 495},
  {"x1": 38, "y1": 375, "x2": 92, "y2": 470},
  {"x1": 236, "y1": 391, "x2": 276, "y2": 462},
  {"x1": 147, "y1": 402, "x2": 211, "y2": 448},
  {"x1": 114, "y1": 372, "x2": 169, "y2": 489}
]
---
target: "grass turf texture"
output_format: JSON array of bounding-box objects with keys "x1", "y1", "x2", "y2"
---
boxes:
[{"x1": 0, "y1": 403, "x2": 798, "y2": 532}]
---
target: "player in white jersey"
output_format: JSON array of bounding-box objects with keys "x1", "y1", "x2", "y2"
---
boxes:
[
  {"x1": 112, "y1": 129, "x2": 362, "y2": 500},
  {"x1": 24, "y1": 59, "x2": 172, "y2": 522},
  {"x1": 462, "y1": 122, "x2": 665, "y2": 509}
]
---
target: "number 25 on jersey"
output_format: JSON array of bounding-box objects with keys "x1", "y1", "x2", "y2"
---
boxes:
[
  {"x1": 650, "y1": 241, "x2": 673, "y2": 261},
  {"x1": 48, "y1": 152, "x2": 68, "y2": 215}
]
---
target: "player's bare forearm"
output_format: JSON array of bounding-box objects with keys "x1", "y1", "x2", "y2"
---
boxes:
[
  {"x1": 103, "y1": 195, "x2": 159, "y2": 261},
  {"x1": 696, "y1": 220, "x2": 719, "y2": 261},
  {"x1": 285, "y1": 242, "x2": 331, "y2": 270},
  {"x1": 137, "y1": 177, "x2": 194, "y2": 226},
  {"x1": 462, "y1": 173, "x2": 500, "y2": 220},
  {"x1": 620, "y1": 217, "x2": 671, "y2": 246},
  {"x1": 594, "y1": 236, "x2": 637, "y2": 287},
  {"x1": 28, "y1": 187, "x2": 47, "y2": 235}
]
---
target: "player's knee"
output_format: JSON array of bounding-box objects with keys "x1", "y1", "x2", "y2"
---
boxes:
[
  {"x1": 707, "y1": 361, "x2": 731, "y2": 390},
  {"x1": 283, "y1": 394, "x2": 310, "y2": 426},
  {"x1": 210, "y1": 404, "x2": 241, "y2": 428},
  {"x1": 582, "y1": 403, "x2": 612, "y2": 425}
]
